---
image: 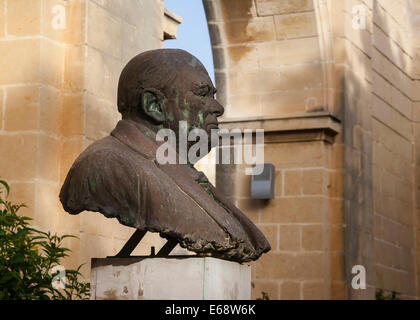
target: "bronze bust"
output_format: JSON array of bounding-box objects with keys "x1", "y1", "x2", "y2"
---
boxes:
[{"x1": 59, "y1": 49, "x2": 270, "y2": 262}]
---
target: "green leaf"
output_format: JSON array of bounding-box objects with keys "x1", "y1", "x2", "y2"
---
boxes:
[
  {"x1": 0, "y1": 180, "x2": 10, "y2": 197},
  {"x1": 10, "y1": 254, "x2": 25, "y2": 265},
  {"x1": 0, "y1": 178, "x2": 90, "y2": 300},
  {"x1": 0, "y1": 272, "x2": 14, "y2": 285}
]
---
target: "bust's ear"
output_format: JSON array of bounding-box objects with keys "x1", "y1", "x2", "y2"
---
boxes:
[{"x1": 141, "y1": 89, "x2": 165, "y2": 124}]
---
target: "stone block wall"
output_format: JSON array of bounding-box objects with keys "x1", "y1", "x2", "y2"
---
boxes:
[
  {"x1": 204, "y1": 0, "x2": 420, "y2": 299},
  {"x1": 0, "y1": 0, "x2": 168, "y2": 277},
  {"x1": 334, "y1": 0, "x2": 418, "y2": 299},
  {"x1": 217, "y1": 115, "x2": 343, "y2": 300},
  {"x1": 411, "y1": 0, "x2": 420, "y2": 300}
]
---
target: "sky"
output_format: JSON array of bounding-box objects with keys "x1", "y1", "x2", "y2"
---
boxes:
[{"x1": 163, "y1": 0, "x2": 215, "y2": 84}]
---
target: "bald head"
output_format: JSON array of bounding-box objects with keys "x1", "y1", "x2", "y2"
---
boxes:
[{"x1": 117, "y1": 49, "x2": 208, "y2": 117}]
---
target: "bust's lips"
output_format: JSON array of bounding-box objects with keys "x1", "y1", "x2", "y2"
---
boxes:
[{"x1": 206, "y1": 122, "x2": 219, "y2": 132}]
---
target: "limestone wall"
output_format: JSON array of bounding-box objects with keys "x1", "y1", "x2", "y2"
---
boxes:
[
  {"x1": 336, "y1": 0, "x2": 417, "y2": 299},
  {"x1": 411, "y1": 0, "x2": 420, "y2": 300},
  {"x1": 0, "y1": 0, "x2": 167, "y2": 277},
  {"x1": 204, "y1": 0, "x2": 420, "y2": 299}
]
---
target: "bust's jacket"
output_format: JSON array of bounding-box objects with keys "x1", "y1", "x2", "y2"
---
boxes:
[{"x1": 59, "y1": 119, "x2": 271, "y2": 262}]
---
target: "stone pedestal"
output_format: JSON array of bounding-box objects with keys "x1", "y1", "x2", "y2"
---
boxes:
[{"x1": 90, "y1": 256, "x2": 251, "y2": 300}]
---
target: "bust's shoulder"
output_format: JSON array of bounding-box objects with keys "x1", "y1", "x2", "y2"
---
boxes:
[
  {"x1": 76, "y1": 136, "x2": 133, "y2": 162},
  {"x1": 81, "y1": 136, "x2": 124, "y2": 155},
  {"x1": 60, "y1": 135, "x2": 144, "y2": 219},
  {"x1": 69, "y1": 136, "x2": 146, "y2": 178}
]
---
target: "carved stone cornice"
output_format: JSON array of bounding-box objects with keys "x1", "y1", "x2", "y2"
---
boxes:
[{"x1": 219, "y1": 112, "x2": 341, "y2": 145}]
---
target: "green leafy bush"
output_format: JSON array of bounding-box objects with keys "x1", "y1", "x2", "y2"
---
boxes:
[
  {"x1": 251, "y1": 282, "x2": 270, "y2": 300},
  {"x1": 0, "y1": 179, "x2": 90, "y2": 300}
]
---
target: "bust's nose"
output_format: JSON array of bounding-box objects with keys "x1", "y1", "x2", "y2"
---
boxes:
[{"x1": 209, "y1": 99, "x2": 224, "y2": 118}]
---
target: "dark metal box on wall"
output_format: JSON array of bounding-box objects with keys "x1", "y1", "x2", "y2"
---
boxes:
[{"x1": 251, "y1": 164, "x2": 275, "y2": 200}]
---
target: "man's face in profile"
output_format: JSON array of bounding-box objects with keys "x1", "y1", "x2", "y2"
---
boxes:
[{"x1": 161, "y1": 58, "x2": 224, "y2": 151}]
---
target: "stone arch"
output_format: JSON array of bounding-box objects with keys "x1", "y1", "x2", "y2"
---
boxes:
[
  {"x1": 203, "y1": 0, "x2": 337, "y2": 119},
  {"x1": 312, "y1": 0, "x2": 336, "y2": 110}
]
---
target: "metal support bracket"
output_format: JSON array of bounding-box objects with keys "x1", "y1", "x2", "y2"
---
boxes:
[{"x1": 112, "y1": 229, "x2": 178, "y2": 258}]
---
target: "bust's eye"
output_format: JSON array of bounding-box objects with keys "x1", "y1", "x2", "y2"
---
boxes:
[
  {"x1": 195, "y1": 85, "x2": 211, "y2": 98},
  {"x1": 198, "y1": 88, "x2": 209, "y2": 97}
]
